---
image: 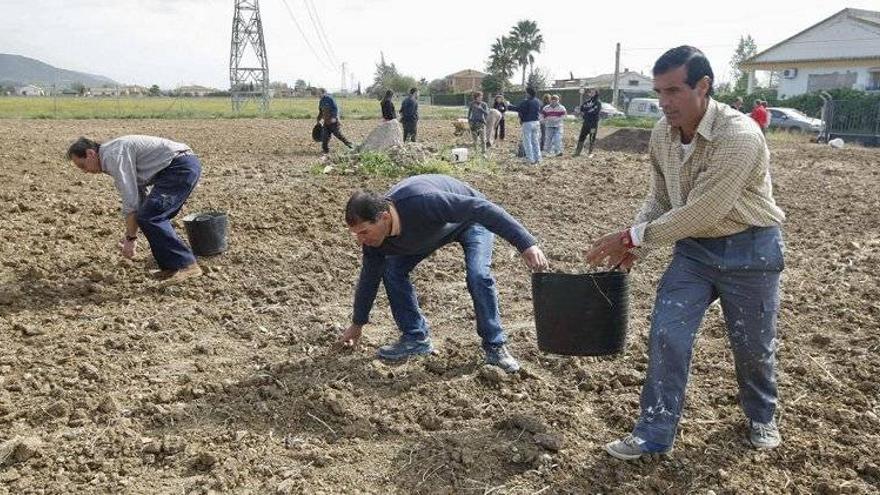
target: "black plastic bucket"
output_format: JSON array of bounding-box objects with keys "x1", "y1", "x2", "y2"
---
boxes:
[
  {"x1": 532, "y1": 271, "x2": 629, "y2": 356},
  {"x1": 183, "y1": 211, "x2": 228, "y2": 256}
]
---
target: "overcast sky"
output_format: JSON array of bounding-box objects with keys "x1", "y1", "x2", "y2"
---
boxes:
[{"x1": 2, "y1": 0, "x2": 877, "y2": 90}]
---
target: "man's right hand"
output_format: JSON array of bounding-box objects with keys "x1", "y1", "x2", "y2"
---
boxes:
[
  {"x1": 521, "y1": 245, "x2": 549, "y2": 272},
  {"x1": 335, "y1": 323, "x2": 363, "y2": 349}
]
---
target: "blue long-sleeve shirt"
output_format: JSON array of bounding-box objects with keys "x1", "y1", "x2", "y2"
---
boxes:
[
  {"x1": 507, "y1": 96, "x2": 541, "y2": 123},
  {"x1": 352, "y1": 174, "x2": 537, "y2": 324}
]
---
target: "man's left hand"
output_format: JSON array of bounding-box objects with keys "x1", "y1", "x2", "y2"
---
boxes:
[
  {"x1": 521, "y1": 245, "x2": 549, "y2": 272},
  {"x1": 119, "y1": 237, "x2": 137, "y2": 259},
  {"x1": 584, "y1": 230, "x2": 631, "y2": 268}
]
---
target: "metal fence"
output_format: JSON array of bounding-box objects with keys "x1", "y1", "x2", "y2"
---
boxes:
[{"x1": 823, "y1": 99, "x2": 880, "y2": 146}]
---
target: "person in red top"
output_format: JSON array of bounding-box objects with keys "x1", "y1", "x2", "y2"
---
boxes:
[{"x1": 750, "y1": 100, "x2": 769, "y2": 134}]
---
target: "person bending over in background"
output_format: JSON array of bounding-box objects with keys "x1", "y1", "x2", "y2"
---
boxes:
[{"x1": 67, "y1": 135, "x2": 203, "y2": 284}]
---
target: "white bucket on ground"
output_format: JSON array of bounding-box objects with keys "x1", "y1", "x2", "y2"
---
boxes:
[
  {"x1": 451, "y1": 147, "x2": 468, "y2": 162},
  {"x1": 829, "y1": 138, "x2": 845, "y2": 149}
]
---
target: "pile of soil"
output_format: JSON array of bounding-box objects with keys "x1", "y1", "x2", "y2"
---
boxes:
[
  {"x1": 596, "y1": 127, "x2": 652, "y2": 154},
  {"x1": 0, "y1": 119, "x2": 878, "y2": 493}
]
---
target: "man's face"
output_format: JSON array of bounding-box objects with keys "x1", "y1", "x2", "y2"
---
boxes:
[
  {"x1": 348, "y1": 213, "x2": 390, "y2": 247},
  {"x1": 71, "y1": 149, "x2": 101, "y2": 173},
  {"x1": 654, "y1": 65, "x2": 709, "y2": 129}
]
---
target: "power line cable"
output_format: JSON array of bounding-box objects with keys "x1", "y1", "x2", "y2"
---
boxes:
[
  {"x1": 302, "y1": 0, "x2": 339, "y2": 66},
  {"x1": 277, "y1": 0, "x2": 336, "y2": 71},
  {"x1": 306, "y1": 0, "x2": 340, "y2": 63}
]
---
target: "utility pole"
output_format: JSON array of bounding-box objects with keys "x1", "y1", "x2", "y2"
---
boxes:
[
  {"x1": 341, "y1": 62, "x2": 347, "y2": 94},
  {"x1": 229, "y1": 0, "x2": 270, "y2": 112},
  {"x1": 612, "y1": 42, "x2": 620, "y2": 109}
]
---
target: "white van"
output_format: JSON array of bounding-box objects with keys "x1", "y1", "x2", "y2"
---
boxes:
[{"x1": 627, "y1": 98, "x2": 662, "y2": 119}]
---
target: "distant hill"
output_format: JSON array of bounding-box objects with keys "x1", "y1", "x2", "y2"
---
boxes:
[{"x1": 0, "y1": 53, "x2": 118, "y2": 89}]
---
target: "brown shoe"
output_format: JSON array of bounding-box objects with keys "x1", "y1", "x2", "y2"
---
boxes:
[
  {"x1": 150, "y1": 269, "x2": 176, "y2": 280},
  {"x1": 159, "y1": 263, "x2": 203, "y2": 285}
]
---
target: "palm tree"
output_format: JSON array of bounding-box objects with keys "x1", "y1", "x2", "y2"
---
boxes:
[
  {"x1": 487, "y1": 36, "x2": 517, "y2": 81},
  {"x1": 509, "y1": 20, "x2": 544, "y2": 89}
]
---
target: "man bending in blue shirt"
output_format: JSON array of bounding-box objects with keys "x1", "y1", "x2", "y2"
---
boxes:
[{"x1": 338, "y1": 174, "x2": 548, "y2": 372}]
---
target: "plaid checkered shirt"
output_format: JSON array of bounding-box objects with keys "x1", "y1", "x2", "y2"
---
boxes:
[{"x1": 631, "y1": 98, "x2": 785, "y2": 248}]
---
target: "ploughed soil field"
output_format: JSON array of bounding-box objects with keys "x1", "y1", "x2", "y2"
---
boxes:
[{"x1": 0, "y1": 118, "x2": 878, "y2": 494}]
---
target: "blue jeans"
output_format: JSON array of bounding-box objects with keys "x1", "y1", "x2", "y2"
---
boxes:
[
  {"x1": 521, "y1": 120, "x2": 542, "y2": 164},
  {"x1": 137, "y1": 154, "x2": 201, "y2": 270},
  {"x1": 382, "y1": 224, "x2": 506, "y2": 349},
  {"x1": 633, "y1": 226, "x2": 784, "y2": 446},
  {"x1": 545, "y1": 126, "x2": 563, "y2": 155}
]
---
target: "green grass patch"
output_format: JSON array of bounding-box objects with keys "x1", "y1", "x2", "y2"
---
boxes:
[
  {"x1": 602, "y1": 116, "x2": 658, "y2": 129},
  {"x1": 0, "y1": 96, "x2": 469, "y2": 120}
]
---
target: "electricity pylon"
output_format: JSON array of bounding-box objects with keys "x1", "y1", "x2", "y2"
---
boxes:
[{"x1": 230, "y1": 0, "x2": 269, "y2": 112}]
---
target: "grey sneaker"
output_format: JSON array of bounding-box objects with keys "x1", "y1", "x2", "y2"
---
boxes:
[
  {"x1": 748, "y1": 420, "x2": 781, "y2": 449},
  {"x1": 377, "y1": 338, "x2": 434, "y2": 361},
  {"x1": 605, "y1": 434, "x2": 671, "y2": 460},
  {"x1": 484, "y1": 344, "x2": 520, "y2": 373}
]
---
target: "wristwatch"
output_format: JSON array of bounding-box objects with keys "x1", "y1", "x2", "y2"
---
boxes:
[{"x1": 125, "y1": 234, "x2": 137, "y2": 241}]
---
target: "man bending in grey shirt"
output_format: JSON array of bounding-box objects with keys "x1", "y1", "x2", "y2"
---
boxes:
[{"x1": 67, "y1": 135, "x2": 203, "y2": 283}]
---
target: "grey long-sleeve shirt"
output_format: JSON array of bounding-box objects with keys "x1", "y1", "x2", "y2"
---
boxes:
[{"x1": 99, "y1": 135, "x2": 191, "y2": 215}]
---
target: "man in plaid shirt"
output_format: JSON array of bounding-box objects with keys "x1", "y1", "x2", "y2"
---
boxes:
[{"x1": 585, "y1": 46, "x2": 786, "y2": 460}]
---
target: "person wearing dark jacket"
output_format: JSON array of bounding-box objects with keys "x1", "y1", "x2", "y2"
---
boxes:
[
  {"x1": 400, "y1": 88, "x2": 420, "y2": 142},
  {"x1": 381, "y1": 90, "x2": 396, "y2": 121},
  {"x1": 575, "y1": 89, "x2": 602, "y2": 156},
  {"x1": 507, "y1": 87, "x2": 542, "y2": 164},
  {"x1": 317, "y1": 88, "x2": 353, "y2": 154},
  {"x1": 493, "y1": 94, "x2": 508, "y2": 141},
  {"x1": 337, "y1": 174, "x2": 549, "y2": 373}
]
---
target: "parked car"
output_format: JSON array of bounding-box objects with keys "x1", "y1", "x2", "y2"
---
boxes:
[
  {"x1": 768, "y1": 107, "x2": 823, "y2": 133},
  {"x1": 626, "y1": 98, "x2": 662, "y2": 119},
  {"x1": 599, "y1": 102, "x2": 625, "y2": 119}
]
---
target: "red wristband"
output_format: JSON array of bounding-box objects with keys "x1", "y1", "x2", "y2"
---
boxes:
[{"x1": 620, "y1": 229, "x2": 635, "y2": 249}]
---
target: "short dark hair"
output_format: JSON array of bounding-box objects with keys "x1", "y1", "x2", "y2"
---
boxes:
[
  {"x1": 472, "y1": 91, "x2": 482, "y2": 100},
  {"x1": 526, "y1": 87, "x2": 536, "y2": 97},
  {"x1": 384, "y1": 89, "x2": 393, "y2": 98},
  {"x1": 409, "y1": 87, "x2": 418, "y2": 95},
  {"x1": 652, "y1": 45, "x2": 714, "y2": 97},
  {"x1": 67, "y1": 137, "x2": 99, "y2": 159},
  {"x1": 345, "y1": 191, "x2": 389, "y2": 225}
]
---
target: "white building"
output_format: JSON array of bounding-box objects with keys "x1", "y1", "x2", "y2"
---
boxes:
[
  {"x1": 14, "y1": 84, "x2": 44, "y2": 96},
  {"x1": 554, "y1": 70, "x2": 654, "y2": 92},
  {"x1": 741, "y1": 8, "x2": 880, "y2": 99}
]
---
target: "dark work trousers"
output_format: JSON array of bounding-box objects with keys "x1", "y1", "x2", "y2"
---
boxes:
[
  {"x1": 321, "y1": 120, "x2": 352, "y2": 153},
  {"x1": 494, "y1": 117, "x2": 505, "y2": 140},
  {"x1": 576, "y1": 119, "x2": 599, "y2": 155},
  {"x1": 402, "y1": 120, "x2": 418, "y2": 142},
  {"x1": 136, "y1": 154, "x2": 201, "y2": 270}
]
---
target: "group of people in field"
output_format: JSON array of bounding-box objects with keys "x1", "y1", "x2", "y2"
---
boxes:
[
  {"x1": 66, "y1": 44, "x2": 785, "y2": 461},
  {"x1": 317, "y1": 83, "x2": 605, "y2": 164}
]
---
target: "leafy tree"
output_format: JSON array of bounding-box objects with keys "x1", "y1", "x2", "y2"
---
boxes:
[
  {"x1": 269, "y1": 81, "x2": 289, "y2": 89},
  {"x1": 730, "y1": 35, "x2": 757, "y2": 93},
  {"x1": 481, "y1": 73, "x2": 507, "y2": 96},
  {"x1": 509, "y1": 20, "x2": 544, "y2": 88},
  {"x1": 148, "y1": 84, "x2": 161, "y2": 96},
  {"x1": 526, "y1": 67, "x2": 550, "y2": 90},
  {"x1": 294, "y1": 79, "x2": 308, "y2": 92},
  {"x1": 367, "y1": 54, "x2": 418, "y2": 98},
  {"x1": 427, "y1": 78, "x2": 449, "y2": 95}
]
